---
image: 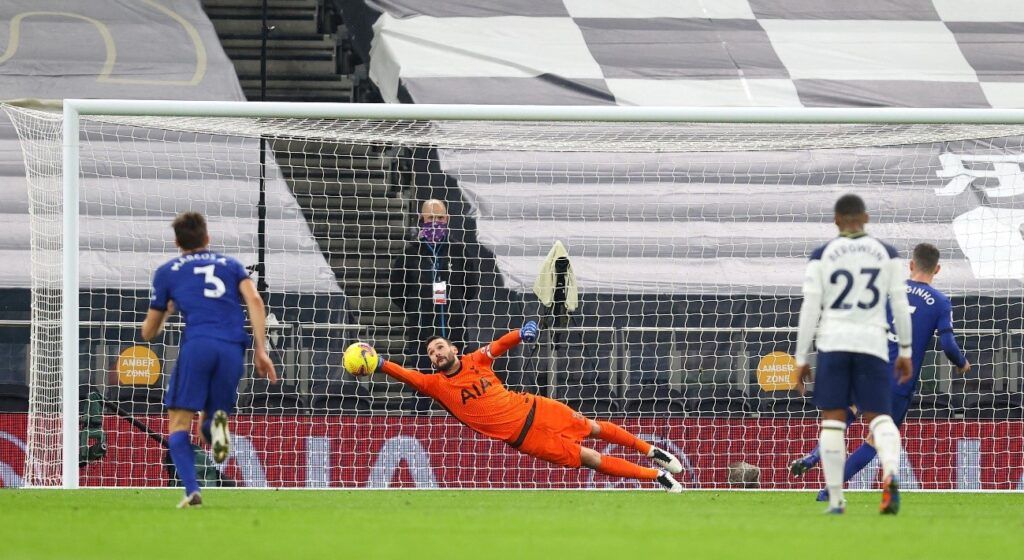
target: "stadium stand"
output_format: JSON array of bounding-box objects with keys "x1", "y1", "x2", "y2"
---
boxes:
[
  {"x1": 0, "y1": 0, "x2": 1021, "y2": 423},
  {"x1": 0, "y1": 1, "x2": 1020, "y2": 497},
  {"x1": 337, "y1": 0, "x2": 1024, "y2": 108},
  {"x1": 203, "y1": 0, "x2": 354, "y2": 103},
  {"x1": 0, "y1": 1, "x2": 349, "y2": 411},
  {"x1": 204, "y1": 0, "x2": 415, "y2": 370},
  {"x1": 326, "y1": 0, "x2": 1024, "y2": 419}
]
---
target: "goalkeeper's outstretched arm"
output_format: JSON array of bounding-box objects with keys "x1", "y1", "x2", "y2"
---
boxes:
[
  {"x1": 479, "y1": 321, "x2": 539, "y2": 362},
  {"x1": 481, "y1": 330, "x2": 521, "y2": 360},
  {"x1": 380, "y1": 359, "x2": 434, "y2": 393}
]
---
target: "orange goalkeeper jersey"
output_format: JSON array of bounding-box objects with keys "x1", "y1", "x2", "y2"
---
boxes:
[{"x1": 380, "y1": 330, "x2": 535, "y2": 443}]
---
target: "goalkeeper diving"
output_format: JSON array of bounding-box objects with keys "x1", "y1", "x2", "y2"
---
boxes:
[{"x1": 355, "y1": 322, "x2": 685, "y2": 492}]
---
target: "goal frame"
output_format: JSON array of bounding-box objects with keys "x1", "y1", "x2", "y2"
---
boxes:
[{"x1": 56, "y1": 99, "x2": 1024, "y2": 489}]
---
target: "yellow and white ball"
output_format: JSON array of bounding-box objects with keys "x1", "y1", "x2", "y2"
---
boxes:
[{"x1": 343, "y1": 342, "x2": 380, "y2": 376}]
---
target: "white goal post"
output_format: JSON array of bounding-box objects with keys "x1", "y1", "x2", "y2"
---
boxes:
[{"x1": 6, "y1": 99, "x2": 1024, "y2": 490}]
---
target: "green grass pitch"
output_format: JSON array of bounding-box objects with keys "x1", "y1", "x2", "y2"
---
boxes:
[{"x1": 1, "y1": 490, "x2": 1021, "y2": 559}]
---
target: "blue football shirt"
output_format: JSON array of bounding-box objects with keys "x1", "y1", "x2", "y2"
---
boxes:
[
  {"x1": 150, "y1": 250, "x2": 250, "y2": 344},
  {"x1": 887, "y1": 280, "x2": 967, "y2": 396}
]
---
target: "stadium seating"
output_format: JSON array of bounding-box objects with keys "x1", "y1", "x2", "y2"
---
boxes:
[
  {"x1": 237, "y1": 379, "x2": 306, "y2": 414},
  {"x1": 0, "y1": 383, "x2": 28, "y2": 413},
  {"x1": 621, "y1": 384, "x2": 686, "y2": 415},
  {"x1": 203, "y1": 0, "x2": 357, "y2": 103},
  {"x1": 1, "y1": 0, "x2": 1021, "y2": 422},
  {"x1": 555, "y1": 380, "x2": 619, "y2": 415},
  {"x1": 684, "y1": 384, "x2": 753, "y2": 416},
  {"x1": 103, "y1": 385, "x2": 165, "y2": 416},
  {"x1": 0, "y1": 1, "x2": 347, "y2": 409},
  {"x1": 308, "y1": 380, "x2": 371, "y2": 413}
]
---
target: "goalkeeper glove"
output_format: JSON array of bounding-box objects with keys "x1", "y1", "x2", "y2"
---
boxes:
[{"x1": 520, "y1": 321, "x2": 539, "y2": 343}]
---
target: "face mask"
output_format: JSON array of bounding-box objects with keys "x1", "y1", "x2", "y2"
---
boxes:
[{"x1": 419, "y1": 221, "x2": 449, "y2": 243}]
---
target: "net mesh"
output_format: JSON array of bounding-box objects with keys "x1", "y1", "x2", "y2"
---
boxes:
[
  {"x1": 4, "y1": 104, "x2": 1023, "y2": 490},
  {"x1": 6, "y1": 108, "x2": 64, "y2": 487}
]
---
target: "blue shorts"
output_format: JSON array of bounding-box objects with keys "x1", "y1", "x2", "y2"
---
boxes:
[
  {"x1": 891, "y1": 393, "x2": 912, "y2": 425},
  {"x1": 165, "y1": 337, "x2": 245, "y2": 415},
  {"x1": 814, "y1": 351, "x2": 892, "y2": 415}
]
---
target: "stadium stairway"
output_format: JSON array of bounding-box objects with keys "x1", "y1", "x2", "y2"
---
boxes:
[
  {"x1": 202, "y1": 0, "x2": 352, "y2": 102},
  {"x1": 280, "y1": 140, "x2": 411, "y2": 358},
  {"x1": 201, "y1": 0, "x2": 411, "y2": 359}
]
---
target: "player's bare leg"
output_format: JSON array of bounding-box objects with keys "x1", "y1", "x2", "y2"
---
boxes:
[
  {"x1": 211, "y1": 410, "x2": 231, "y2": 464},
  {"x1": 586, "y1": 419, "x2": 683, "y2": 474},
  {"x1": 197, "y1": 412, "x2": 210, "y2": 445},
  {"x1": 579, "y1": 446, "x2": 681, "y2": 493}
]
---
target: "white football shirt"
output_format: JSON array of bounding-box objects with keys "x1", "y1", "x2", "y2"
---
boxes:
[{"x1": 795, "y1": 232, "x2": 912, "y2": 365}]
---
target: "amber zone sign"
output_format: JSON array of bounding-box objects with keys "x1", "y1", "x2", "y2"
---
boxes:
[
  {"x1": 116, "y1": 346, "x2": 161, "y2": 386},
  {"x1": 756, "y1": 351, "x2": 798, "y2": 392}
]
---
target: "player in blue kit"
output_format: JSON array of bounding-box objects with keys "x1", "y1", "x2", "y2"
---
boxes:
[
  {"x1": 141, "y1": 212, "x2": 277, "y2": 508},
  {"x1": 794, "y1": 194, "x2": 914, "y2": 515},
  {"x1": 790, "y1": 242, "x2": 971, "y2": 500}
]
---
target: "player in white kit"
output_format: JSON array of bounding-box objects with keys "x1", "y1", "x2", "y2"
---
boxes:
[{"x1": 795, "y1": 194, "x2": 913, "y2": 515}]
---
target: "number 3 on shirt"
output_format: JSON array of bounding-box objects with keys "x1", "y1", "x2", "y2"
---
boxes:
[{"x1": 194, "y1": 265, "x2": 226, "y2": 298}]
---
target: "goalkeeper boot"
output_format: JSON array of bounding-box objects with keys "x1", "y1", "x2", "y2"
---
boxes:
[
  {"x1": 648, "y1": 446, "x2": 683, "y2": 474},
  {"x1": 880, "y1": 474, "x2": 901, "y2": 515},
  {"x1": 211, "y1": 410, "x2": 231, "y2": 464},
  {"x1": 815, "y1": 488, "x2": 828, "y2": 502},
  {"x1": 177, "y1": 491, "x2": 202, "y2": 509},
  {"x1": 656, "y1": 470, "x2": 683, "y2": 494},
  {"x1": 789, "y1": 455, "x2": 815, "y2": 478}
]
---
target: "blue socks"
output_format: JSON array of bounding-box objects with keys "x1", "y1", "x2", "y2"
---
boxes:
[
  {"x1": 804, "y1": 446, "x2": 821, "y2": 467},
  {"x1": 168, "y1": 430, "x2": 200, "y2": 495},
  {"x1": 806, "y1": 442, "x2": 878, "y2": 480},
  {"x1": 844, "y1": 442, "x2": 878, "y2": 482}
]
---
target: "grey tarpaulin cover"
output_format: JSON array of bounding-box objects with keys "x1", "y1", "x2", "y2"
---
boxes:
[
  {"x1": 335, "y1": 0, "x2": 1024, "y2": 296},
  {"x1": 0, "y1": 1, "x2": 337, "y2": 292},
  {"x1": 340, "y1": 0, "x2": 1024, "y2": 108}
]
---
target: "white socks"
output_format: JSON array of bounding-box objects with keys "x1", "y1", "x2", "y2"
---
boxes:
[
  {"x1": 819, "y1": 419, "x2": 847, "y2": 509},
  {"x1": 870, "y1": 414, "x2": 902, "y2": 479},
  {"x1": 817, "y1": 415, "x2": 900, "y2": 509}
]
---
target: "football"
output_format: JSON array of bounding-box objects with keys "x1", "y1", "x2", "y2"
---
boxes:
[{"x1": 343, "y1": 342, "x2": 380, "y2": 376}]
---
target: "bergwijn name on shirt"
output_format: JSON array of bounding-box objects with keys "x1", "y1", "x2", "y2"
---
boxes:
[{"x1": 827, "y1": 243, "x2": 886, "y2": 263}]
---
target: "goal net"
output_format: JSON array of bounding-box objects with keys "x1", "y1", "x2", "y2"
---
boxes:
[{"x1": 4, "y1": 102, "x2": 1023, "y2": 490}]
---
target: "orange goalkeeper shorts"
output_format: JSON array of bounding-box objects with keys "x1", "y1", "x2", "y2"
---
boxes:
[{"x1": 512, "y1": 396, "x2": 592, "y2": 468}]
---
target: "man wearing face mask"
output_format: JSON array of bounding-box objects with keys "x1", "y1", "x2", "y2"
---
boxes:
[{"x1": 389, "y1": 199, "x2": 478, "y2": 376}]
